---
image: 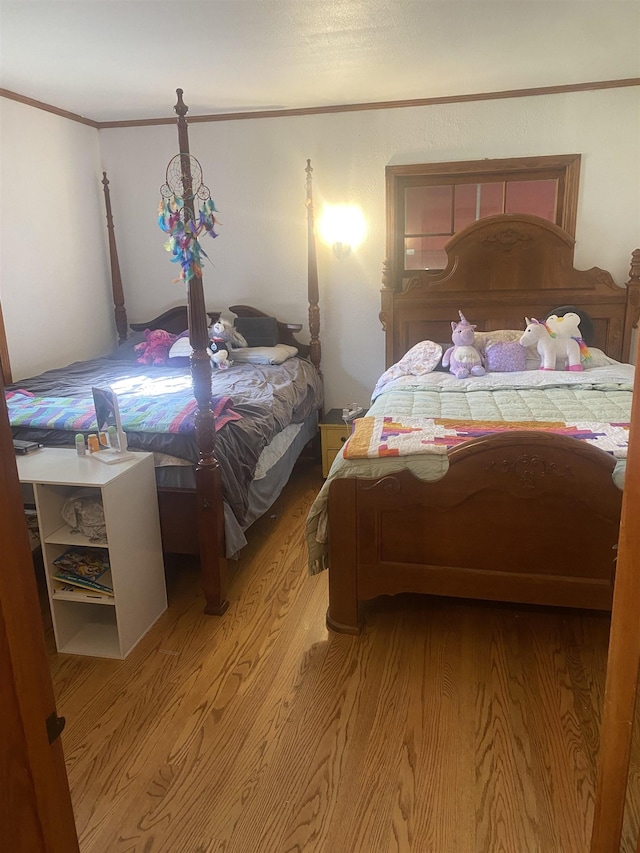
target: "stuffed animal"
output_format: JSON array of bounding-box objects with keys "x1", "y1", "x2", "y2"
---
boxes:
[
  {"x1": 546, "y1": 311, "x2": 591, "y2": 366},
  {"x1": 207, "y1": 318, "x2": 248, "y2": 370},
  {"x1": 134, "y1": 328, "x2": 177, "y2": 366},
  {"x1": 545, "y1": 312, "x2": 582, "y2": 340},
  {"x1": 442, "y1": 311, "x2": 486, "y2": 378},
  {"x1": 519, "y1": 317, "x2": 583, "y2": 371}
]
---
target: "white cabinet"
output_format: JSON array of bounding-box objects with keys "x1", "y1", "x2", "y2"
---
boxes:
[{"x1": 17, "y1": 448, "x2": 167, "y2": 659}]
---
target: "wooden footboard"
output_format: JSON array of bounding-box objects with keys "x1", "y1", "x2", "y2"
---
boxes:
[{"x1": 326, "y1": 432, "x2": 623, "y2": 633}]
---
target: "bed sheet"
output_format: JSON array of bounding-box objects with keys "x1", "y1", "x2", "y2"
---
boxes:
[
  {"x1": 306, "y1": 364, "x2": 634, "y2": 574},
  {"x1": 8, "y1": 355, "x2": 323, "y2": 528}
]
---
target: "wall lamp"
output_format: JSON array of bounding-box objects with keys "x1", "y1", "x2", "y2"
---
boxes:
[{"x1": 318, "y1": 203, "x2": 366, "y2": 259}]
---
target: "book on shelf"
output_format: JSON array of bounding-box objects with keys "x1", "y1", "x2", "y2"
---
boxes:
[
  {"x1": 53, "y1": 580, "x2": 114, "y2": 600},
  {"x1": 53, "y1": 572, "x2": 114, "y2": 596},
  {"x1": 52, "y1": 547, "x2": 113, "y2": 594}
]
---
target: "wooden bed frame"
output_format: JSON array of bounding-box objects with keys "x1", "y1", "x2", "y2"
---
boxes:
[
  {"x1": 327, "y1": 213, "x2": 640, "y2": 633},
  {"x1": 102, "y1": 91, "x2": 321, "y2": 615}
]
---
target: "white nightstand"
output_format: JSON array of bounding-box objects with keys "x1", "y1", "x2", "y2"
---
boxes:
[{"x1": 17, "y1": 448, "x2": 167, "y2": 659}]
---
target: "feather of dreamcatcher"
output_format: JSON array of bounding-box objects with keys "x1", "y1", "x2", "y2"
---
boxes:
[{"x1": 159, "y1": 169, "x2": 220, "y2": 284}]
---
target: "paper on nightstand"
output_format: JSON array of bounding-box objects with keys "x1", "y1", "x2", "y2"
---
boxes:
[{"x1": 91, "y1": 450, "x2": 135, "y2": 465}]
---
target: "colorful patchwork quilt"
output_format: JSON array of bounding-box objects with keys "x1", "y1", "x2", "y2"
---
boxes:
[
  {"x1": 6, "y1": 389, "x2": 241, "y2": 435},
  {"x1": 344, "y1": 415, "x2": 630, "y2": 460}
]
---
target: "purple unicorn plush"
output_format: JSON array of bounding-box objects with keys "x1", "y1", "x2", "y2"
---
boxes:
[{"x1": 442, "y1": 311, "x2": 486, "y2": 379}]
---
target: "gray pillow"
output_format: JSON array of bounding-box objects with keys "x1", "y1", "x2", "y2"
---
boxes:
[
  {"x1": 104, "y1": 332, "x2": 145, "y2": 360},
  {"x1": 233, "y1": 316, "x2": 279, "y2": 348}
]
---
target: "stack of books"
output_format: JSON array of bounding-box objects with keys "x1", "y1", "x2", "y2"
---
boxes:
[{"x1": 52, "y1": 547, "x2": 113, "y2": 597}]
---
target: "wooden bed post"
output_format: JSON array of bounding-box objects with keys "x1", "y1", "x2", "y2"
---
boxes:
[
  {"x1": 622, "y1": 248, "x2": 640, "y2": 364},
  {"x1": 101, "y1": 173, "x2": 128, "y2": 344},
  {"x1": 173, "y1": 89, "x2": 228, "y2": 616},
  {"x1": 305, "y1": 160, "x2": 321, "y2": 372}
]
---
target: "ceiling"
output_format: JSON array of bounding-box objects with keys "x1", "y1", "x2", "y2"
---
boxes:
[{"x1": 1, "y1": 0, "x2": 639, "y2": 123}]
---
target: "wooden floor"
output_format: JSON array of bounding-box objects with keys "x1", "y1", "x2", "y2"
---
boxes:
[{"x1": 43, "y1": 460, "x2": 640, "y2": 853}]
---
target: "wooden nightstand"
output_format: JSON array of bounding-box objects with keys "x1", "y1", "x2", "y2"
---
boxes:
[{"x1": 319, "y1": 408, "x2": 367, "y2": 477}]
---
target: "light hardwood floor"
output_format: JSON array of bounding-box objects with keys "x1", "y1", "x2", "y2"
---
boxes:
[{"x1": 43, "y1": 460, "x2": 639, "y2": 853}]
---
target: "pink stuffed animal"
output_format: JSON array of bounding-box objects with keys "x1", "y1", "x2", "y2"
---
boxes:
[{"x1": 134, "y1": 328, "x2": 177, "y2": 366}]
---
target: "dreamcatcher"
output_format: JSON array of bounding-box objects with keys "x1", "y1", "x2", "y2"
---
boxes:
[{"x1": 158, "y1": 153, "x2": 219, "y2": 285}]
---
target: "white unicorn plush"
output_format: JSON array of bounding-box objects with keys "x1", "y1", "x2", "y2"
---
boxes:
[
  {"x1": 545, "y1": 311, "x2": 582, "y2": 340},
  {"x1": 519, "y1": 317, "x2": 583, "y2": 371}
]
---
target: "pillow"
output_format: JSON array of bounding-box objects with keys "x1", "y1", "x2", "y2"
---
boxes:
[
  {"x1": 583, "y1": 346, "x2": 619, "y2": 368},
  {"x1": 396, "y1": 340, "x2": 443, "y2": 375},
  {"x1": 231, "y1": 344, "x2": 298, "y2": 365},
  {"x1": 476, "y1": 329, "x2": 541, "y2": 370},
  {"x1": 166, "y1": 331, "x2": 191, "y2": 367},
  {"x1": 475, "y1": 329, "x2": 522, "y2": 351},
  {"x1": 484, "y1": 341, "x2": 527, "y2": 372},
  {"x1": 233, "y1": 316, "x2": 279, "y2": 348},
  {"x1": 104, "y1": 332, "x2": 146, "y2": 360},
  {"x1": 168, "y1": 331, "x2": 191, "y2": 358}
]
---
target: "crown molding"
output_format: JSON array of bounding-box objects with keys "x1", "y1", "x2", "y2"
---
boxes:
[
  {"x1": 2, "y1": 78, "x2": 638, "y2": 130},
  {"x1": 0, "y1": 88, "x2": 98, "y2": 127}
]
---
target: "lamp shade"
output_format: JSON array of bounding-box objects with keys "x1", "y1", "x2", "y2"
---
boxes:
[{"x1": 318, "y1": 203, "x2": 366, "y2": 252}]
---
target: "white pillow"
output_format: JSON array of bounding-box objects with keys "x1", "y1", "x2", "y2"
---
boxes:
[
  {"x1": 585, "y1": 347, "x2": 621, "y2": 368},
  {"x1": 231, "y1": 344, "x2": 298, "y2": 365},
  {"x1": 396, "y1": 340, "x2": 443, "y2": 375},
  {"x1": 168, "y1": 335, "x2": 192, "y2": 359}
]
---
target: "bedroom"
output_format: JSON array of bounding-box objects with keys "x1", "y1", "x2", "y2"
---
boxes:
[{"x1": 2, "y1": 1, "x2": 640, "y2": 851}]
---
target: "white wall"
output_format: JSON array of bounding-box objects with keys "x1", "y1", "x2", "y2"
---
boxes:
[
  {"x1": 0, "y1": 98, "x2": 113, "y2": 380},
  {"x1": 2, "y1": 87, "x2": 638, "y2": 406},
  {"x1": 99, "y1": 86, "x2": 640, "y2": 410}
]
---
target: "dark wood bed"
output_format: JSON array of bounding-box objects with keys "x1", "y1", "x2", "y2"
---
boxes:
[
  {"x1": 101, "y1": 92, "x2": 322, "y2": 616},
  {"x1": 326, "y1": 213, "x2": 640, "y2": 633}
]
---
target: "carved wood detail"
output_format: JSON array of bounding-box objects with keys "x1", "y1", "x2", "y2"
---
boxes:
[
  {"x1": 381, "y1": 258, "x2": 394, "y2": 291},
  {"x1": 484, "y1": 228, "x2": 533, "y2": 250},
  {"x1": 360, "y1": 476, "x2": 401, "y2": 495},
  {"x1": 485, "y1": 454, "x2": 573, "y2": 490}
]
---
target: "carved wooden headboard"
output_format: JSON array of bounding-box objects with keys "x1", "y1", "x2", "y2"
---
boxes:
[{"x1": 381, "y1": 213, "x2": 640, "y2": 367}]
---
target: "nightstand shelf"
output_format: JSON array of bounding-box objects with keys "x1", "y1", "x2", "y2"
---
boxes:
[
  {"x1": 319, "y1": 408, "x2": 367, "y2": 477},
  {"x1": 17, "y1": 448, "x2": 167, "y2": 659}
]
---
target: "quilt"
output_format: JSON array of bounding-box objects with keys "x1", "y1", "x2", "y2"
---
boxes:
[
  {"x1": 6, "y1": 388, "x2": 240, "y2": 435},
  {"x1": 344, "y1": 415, "x2": 630, "y2": 460}
]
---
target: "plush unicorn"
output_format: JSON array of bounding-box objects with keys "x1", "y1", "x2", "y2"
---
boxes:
[
  {"x1": 545, "y1": 312, "x2": 582, "y2": 340},
  {"x1": 442, "y1": 311, "x2": 486, "y2": 378},
  {"x1": 519, "y1": 317, "x2": 583, "y2": 371}
]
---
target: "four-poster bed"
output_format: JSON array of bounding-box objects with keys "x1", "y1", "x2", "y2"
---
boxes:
[
  {"x1": 307, "y1": 214, "x2": 640, "y2": 633},
  {"x1": 8, "y1": 91, "x2": 323, "y2": 615}
]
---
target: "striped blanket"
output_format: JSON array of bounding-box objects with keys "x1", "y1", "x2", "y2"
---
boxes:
[
  {"x1": 344, "y1": 416, "x2": 630, "y2": 460},
  {"x1": 6, "y1": 389, "x2": 241, "y2": 435}
]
